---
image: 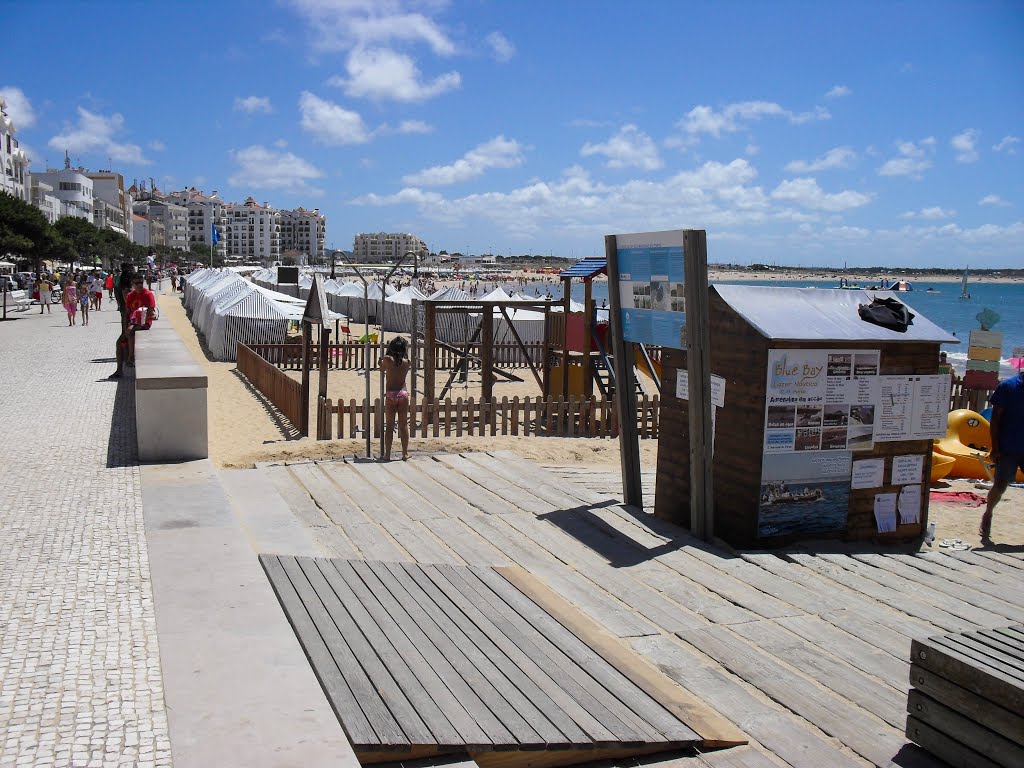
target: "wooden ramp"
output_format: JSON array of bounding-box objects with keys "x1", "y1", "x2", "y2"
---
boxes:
[{"x1": 261, "y1": 555, "x2": 743, "y2": 767}]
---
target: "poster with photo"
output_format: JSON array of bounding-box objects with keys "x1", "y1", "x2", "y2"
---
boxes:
[
  {"x1": 758, "y1": 451, "x2": 852, "y2": 538},
  {"x1": 614, "y1": 230, "x2": 686, "y2": 349},
  {"x1": 764, "y1": 348, "x2": 880, "y2": 453}
]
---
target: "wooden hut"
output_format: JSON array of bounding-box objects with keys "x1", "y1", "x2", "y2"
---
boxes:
[{"x1": 656, "y1": 285, "x2": 958, "y2": 547}]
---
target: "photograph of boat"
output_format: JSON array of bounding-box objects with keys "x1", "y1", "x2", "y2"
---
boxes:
[{"x1": 758, "y1": 451, "x2": 852, "y2": 537}]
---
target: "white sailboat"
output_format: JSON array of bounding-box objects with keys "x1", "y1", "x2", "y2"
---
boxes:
[{"x1": 959, "y1": 268, "x2": 970, "y2": 300}]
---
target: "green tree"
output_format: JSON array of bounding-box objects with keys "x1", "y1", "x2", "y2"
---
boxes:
[
  {"x1": 0, "y1": 191, "x2": 51, "y2": 269},
  {"x1": 53, "y1": 216, "x2": 102, "y2": 269}
]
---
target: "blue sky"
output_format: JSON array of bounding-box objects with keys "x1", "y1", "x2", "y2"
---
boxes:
[{"x1": 3, "y1": 1, "x2": 1021, "y2": 267}]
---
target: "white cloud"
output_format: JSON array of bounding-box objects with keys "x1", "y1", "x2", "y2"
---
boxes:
[
  {"x1": 330, "y1": 47, "x2": 460, "y2": 102},
  {"x1": 899, "y1": 206, "x2": 956, "y2": 220},
  {"x1": 398, "y1": 119, "x2": 432, "y2": 134},
  {"x1": 234, "y1": 96, "x2": 273, "y2": 114},
  {"x1": 993, "y1": 135, "x2": 1020, "y2": 155},
  {"x1": 745, "y1": 144, "x2": 760, "y2": 156},
  {"x1": 580, "y1": 125, "x2": 662, "y2": 171},
  {"x1": 273, "y1": 138, "x2": 288, "y2": 148},
  {"x1": 149, "y1": 140, "x2": 166, "y2": 151},
  {"x1": 288, "y1": 0, "x2": 456, "y2": 55},
  {"x1": 877, "y1": 138, "x2": 935, "y2": 177},
  {"x1": 299, "y1": 91, "x2": 370, "y2": 145},
  {"x1": 771, "y1": 177, "x2": 872, "y2": 211},
  {"x1": 48, "y1": 106, "x2": 149, "y2": 165},
  {"x1": 951, "y1": 129, "x2": 979, "y2": 163},
  {"x1": 784, "y1": 146, "x2": 856, "y2": 173},
  {"x1": 677, "y1": 101, "x2": 830, "y2": 138},
  {"x1": 486, "y1": 31, "x2": 515, "y2": 62},
  {"x1": 228, "y1": 144, "x2": 324, "y2": 194},
  {"x1": 979, "y1": 194, "x2": 1011, "y2": 207},
  {"x1": 403, "y1": 135, "x2": 524, "y2": 186},
  {"x1": 825, "y1": 85, "x2": 850, "y2": 99},
  {"x1": 0, "y1": 86, "x2": 36, "y2": 128}
]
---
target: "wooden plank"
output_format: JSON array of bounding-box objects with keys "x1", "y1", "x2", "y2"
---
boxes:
[
  {"x1": 851, "y1": 553, "x2": 1024, "y2": 623},
  {"x1": 349, "y1": 460, "x2": 448, "y2": 523},
  {"x1": 497, "y1": 566, "x2": 745, "y2": 748},
  {"x1": 277, "y1": 555, "x2": 405, "y2": 746},
  {"x1": 907, "y1": 690, "x2": 1024, "y2": 766},
  {"x1": 892, "y1": 553, "x2": 1024, "y2": 610},
  {"x1": 462, "y1": 452, "x2": 594, "y2": 510},
  {"x1": 788, "y1": 553, "x2": 974, "y2": 633},
  {"x1": 423, "y1": 456, "x2": 523, "y2": 516},
  {"x1": 695, "y1": 745, "x2": 786, "y2": 768},
  {"x1": 476, "y1": 567, "x2": 699, "y2": 744},
  {"x1": 942, "y1": 632, "x2": 1024, "y2": 677},
  {"x1": 415, "y1": 564, "x2": 617, "y2": 744},
  {"x1": 295, "y1": 558, "x2": 437, "y2": 746},
  {"x1": 332, "y1": 558, "x2": 516, "y2": 746},
  {"x1": 378, "y1": 562, "x2": 563, "y2": 746},
  {"x1": 265, "y1": 466, "x2": 359, "y2": 558},
  {"x1": 675, "y1": 624, "x2": 914, "y2": 768},
  {"x1": 911, "y1": 635, "x2": 1024, "y2": 714},
  {"x1": 773, "y1": 614, "x2": 910, "y2": 691},
  {"x1": 259, "y1": 555, "x2": 379, "y2": 747},
  {"x1": 399, "y1": 563, "x2": 589, "y2": 745},
  {"x1": 445, "y1": 565, "x2": 668, "y2": 746},
  {"x1": 315, "y1": 559, "x2": 491, "y2": 749},
  {"x1": 434, "y1": 454, "x2": 553, "y2": 516},
  {"x1": 905, "y1": 715, "x2": 1000, "y2": 768},
  {"x1": 727, "y1": 619, "x2": 905, "y2": 728},
  {"x1": 631, "y1": 635, "x2": 865, "y2": 768},
  {"x1": 818, "y1": 553, "x2": 1009, "y2": 628},
  {"x1": 909, "y1": 664, "x2": 1024, "y2": 747},
  {"x1": 418, "y1": 516, "x2": 510, "y2": 567},
  {"x1": 435, "y1": 564, "x2": 650, "y2": 745},
  {"x1": 352, "y1": 560, "x2": 540, "y2": 746},
  {"x1": 915, "y1": 550, "x2": 1013, "y2": 583}
]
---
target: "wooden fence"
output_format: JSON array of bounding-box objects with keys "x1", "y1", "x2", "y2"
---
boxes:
[
  {"x1": 237, "y1": 344, "x2": 305, "y2": 430},
  {"x1": 950, "y1": 375, "x2": 994, "y2": 412},
  {"x1": 316, "y1": 394, "x2": 661, "y2": 441},
  {"x1": 246, "y1": 341, "x2": 544, "y2": 371}
]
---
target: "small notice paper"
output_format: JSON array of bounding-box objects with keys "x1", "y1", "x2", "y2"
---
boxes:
[
  {"x1": 898, "y1": 485, "x2": 922, "y2": 525},
  {"x1": 874, "y1": 493, "x2": 898, "y2": 533},
  {"x1": 892, "y1": 454, "x2": 925, "y2": 486},
  {"x1": 851, "y1": 458, "x2": 885, "y2": 489},
  {"x1": 676, "y1": 370, "x2": 726, "y2": 407}
]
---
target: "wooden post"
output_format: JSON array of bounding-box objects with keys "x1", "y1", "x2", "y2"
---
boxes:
[
  {"x1": 684, "y1": 229, "x2": 713, "y2": 541},
  {"x1": 542, "y1": 309, "x2": 552, "y2": 399},
  {"x1": 481, "y1": 307, "x2": 494, "y2": 403},
  {"x1": 424, "y1": 302, "x2": 436, "y2": 411},
  {"x1": 605, "y1": 235, "x2": 642, "y2": 508},
  {"x1": 318, "y1": 327, "x2": 330, "y2": 401},
  {"x1": 583, "y1": 278, "x2": 594, "y2": 400},
  {"x1": 561, "y1": 276, "x2": 571, "y2": 400},
  {"x1": 299, "y1": 320, "x2": 312, "y2": 437}
]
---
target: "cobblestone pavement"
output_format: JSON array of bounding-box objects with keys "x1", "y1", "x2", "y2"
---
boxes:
[{"x1": 0, "y1": 307, "x2": 171, "y2": 767}]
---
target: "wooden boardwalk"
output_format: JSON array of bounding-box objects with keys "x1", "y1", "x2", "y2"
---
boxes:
[{"x1": 241, "y1": 451, "x2": 1024, "y2": 767}]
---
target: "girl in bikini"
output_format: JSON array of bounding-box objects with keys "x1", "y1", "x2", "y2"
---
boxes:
[
  {"x1": 379, "y1": 337, "x2": 411, "y2": 461},
  {"x1": 62, "y1": 279, "x2": 78, "y2": 326}
]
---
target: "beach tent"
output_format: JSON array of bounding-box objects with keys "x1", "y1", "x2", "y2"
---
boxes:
[
  {"x1": 328, "y1": 280, "x2": 363, "y2": 319},
  {"x1": 206, "y1": 285, "x2": 292, "y2": 361},
  {"x1": 383, "y1": 285, "x2": 428, "y2": 332}
]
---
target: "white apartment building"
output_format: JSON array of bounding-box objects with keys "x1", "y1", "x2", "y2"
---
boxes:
[
  {"x1": 131, "y1": 213, "x2": 151, "y2": 247},
  {"x1": 133, "y1": 198, "x2": 187, "y2": 250},
  {"x1": 280, "y1": 207, "x2": 326, "y2": 264},
  {"x1": 86, "y1": 171, "x2": 132, "y2": 240},
  {"x1": 0, "y1": 96, "x2": 30, "y2": 202},
  {"x1": 31, "y1": 164, "x2": 94, "y2": 222},
  {"x1": 167, "y1": 187, "x2": 227, "y2": 259},
  {"x1": 224, "y1": 197, "x2": 280, "y2": 263},
  {"x1": 28, "y1": 177, "x2": 61, "y2": 223},
  {"x1": 352, "y1": 232, "x2": 427, "y2": 263}
]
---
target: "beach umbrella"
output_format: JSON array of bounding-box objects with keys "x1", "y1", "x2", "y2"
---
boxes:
[{"x1": 1008, "y1": 357, "x2": 1024, "y2": 371}]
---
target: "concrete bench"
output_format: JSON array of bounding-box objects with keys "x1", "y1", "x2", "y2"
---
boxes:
[
  {"x1": 134, "y1": 326, "x2": 208, "y2": 462},
  {"x1": 2, "y1": 290, "x2": 31, "y2": 311}
]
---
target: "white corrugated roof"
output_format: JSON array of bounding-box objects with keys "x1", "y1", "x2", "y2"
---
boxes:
[{"x1": 713, "y1": 284, "x2": 959, "y2": 343}]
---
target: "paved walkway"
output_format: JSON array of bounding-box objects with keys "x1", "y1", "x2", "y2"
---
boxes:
[{"x1": 0, "y1": 306, "x2": 171, "y2": 767}]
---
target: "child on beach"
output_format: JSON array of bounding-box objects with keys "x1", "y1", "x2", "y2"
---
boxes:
[
  {"x1": 379, "y1": 337, "x2": 411, "y2": 461},
  {"x1": 78, "y1": 280, "x2": 90, "y2": 325},
  {"x1": 63, "y1": 280, "x2": 78, "y2": 326}
]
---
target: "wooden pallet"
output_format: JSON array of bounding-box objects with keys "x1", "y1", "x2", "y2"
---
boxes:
[
  {"x1": 907, "y1": 625, "x2": 1024, "y2": 767},
  {"x1": 261, "y1": 556, "x2": 743, "y2": 767}
]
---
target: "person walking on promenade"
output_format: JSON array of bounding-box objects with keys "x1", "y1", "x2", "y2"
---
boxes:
[
  {"x1": 105, "y1": 272, "x2": 114, "y2": 299},
  {"x1": 980, "y1": 368, "x2": 1024, "y2": 540},
  {"x1": 379, "y1": 336, "x2": 411, "y2": 461},
  {"x1": 62, "y1": 279, "x2": 78, "y2": 326},
  {"x1": 78, "y1": 279, "x2": 90, "y2": 326},
  {"x1": 109, "y1": 274, "x2": 156, "y2": 379},
  {"x1": 38, "y1": 277, "x2": 52, "y2": 313}
]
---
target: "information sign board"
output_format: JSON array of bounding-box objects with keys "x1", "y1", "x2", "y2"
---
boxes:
[{"x1": 613, "y1": 230, "x2": 686, "y2": 349}]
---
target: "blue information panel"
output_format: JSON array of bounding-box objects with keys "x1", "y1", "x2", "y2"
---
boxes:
[{"x1": 614, "y1": 230, "x2": 686, "y2": 349}]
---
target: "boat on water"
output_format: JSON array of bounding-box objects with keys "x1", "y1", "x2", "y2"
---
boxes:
[
  {"x1": 959, "y1": 268, "x2": 971, "y2": 300},
  {"x1": 761, "y1": 482, "x2": 824, "y2": 505},
  {"x1": 888, "y1": 278, "x2": 913, "y2": 291}
]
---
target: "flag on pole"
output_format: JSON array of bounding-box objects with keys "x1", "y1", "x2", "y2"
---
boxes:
[{"x1": 211, "y1": 224, "x2": 220, "y2": 245}]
